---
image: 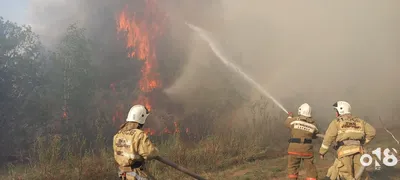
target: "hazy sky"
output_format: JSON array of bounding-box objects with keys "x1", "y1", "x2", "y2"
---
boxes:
[{"x1": 0, "y1": 0, "x2": 28, "y2": 24}]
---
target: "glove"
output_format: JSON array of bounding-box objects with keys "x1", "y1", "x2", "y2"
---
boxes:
[
  {"x1": 333, "y1": 144, "x2": 339, "y2": 151},
  {"x1": 320, "y1": 154, "x2": 325, "y2": 159},
  {"x1": 288, "y1": 112, "x2": 293, "y2": 118}
]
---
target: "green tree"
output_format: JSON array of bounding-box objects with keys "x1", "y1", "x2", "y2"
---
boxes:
[
  {"x1": 43, "y1": 24, "x2": 96, "y2": 136},
  {"x1": 0, "y1": 17, "x2": 45, "y2": 158}
]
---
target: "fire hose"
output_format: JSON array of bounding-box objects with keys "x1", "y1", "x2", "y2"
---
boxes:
[
  {"x1": 155, "y1": 156, "x2": 206, "y2": 180},
  {"x1": 316, "y1": 133, "x2": 366, "y2": 180},
  {"x1": 153, "y1": 135, "x2": 367, "y2": 180}
]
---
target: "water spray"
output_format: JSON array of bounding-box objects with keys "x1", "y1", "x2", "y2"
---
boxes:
[
  {"x1": 185, "y1": 22, "x2": 288, "y2": 114},
  {"x1": 185, "y1": 23, "x2": 329, "y2": 141}
]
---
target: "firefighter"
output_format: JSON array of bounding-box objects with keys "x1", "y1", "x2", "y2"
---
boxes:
[
  {"x1": 319, "y1": 101, "x2": 376, "y2": 180},
  {"x1": 113, "y1": 104, "x2": 159, "y2": 180},
  {"x1": 285, "y1": 103, "x2": 319, "y2": 180}
]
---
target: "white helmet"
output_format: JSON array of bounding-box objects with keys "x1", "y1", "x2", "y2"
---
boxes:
[
  {"x1": 333, "y1": 101, "x2": 351, "y2": 115},
  {"x1": 126, "y1": 105, "x2": 150, "y2": 124},
  {"x1": 298, "y1": 103, "x2": 312, "y2": 117}
]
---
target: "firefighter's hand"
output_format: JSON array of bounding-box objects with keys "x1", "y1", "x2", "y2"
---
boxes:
[
  {"x1": 288, "y1": 112, "x2": 293, "y2": 118},
  {"x1": 320, "y1": 154, "x2": 324, "y2": 159}
]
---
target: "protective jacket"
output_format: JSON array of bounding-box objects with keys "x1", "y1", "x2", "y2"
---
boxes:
[
  {"x1": 285, "y1": 115, "x2": 319, "y2": 156},
  {"x1": 113, "y1": 122, "x2": 159, "y2": 180},
  {"x1": 319, "y1": 114, "x2": 376, "y2": 158}
]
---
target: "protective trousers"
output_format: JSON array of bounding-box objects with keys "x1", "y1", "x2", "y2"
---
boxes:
[
  {"x1": 336, "y1": 153, "x2": 369, "y2": 180},
  {"x1": 325, "y1": 159, "x2": 340, "y2": 180},
  {"x1": 287, "y1": 155, "x2": 317, "y2": 180}
]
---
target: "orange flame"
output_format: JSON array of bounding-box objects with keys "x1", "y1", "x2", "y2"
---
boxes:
[
  {"x1": 143, "y1": 128, "x2": 156, "y2": 136},
  {"x1": 174, "y1": 121, "x2": 180, "y2": 133},
  {"x1": 162, "y1": 127, "x2": 172, "y2": 134},
  {"x1": 134, "y1": 95, "x2": 151, "y2": 111},
  {"x1": 116, "y1": 1, "x2": 194, "y2": 136},
  {"x1": 62, "y1": 105, "x2": 68, "y2": 119},
  {"x1": 62, "y1": 111, "x2": 67, "y2": 119},
  {"x1": 116, "y1": 0, "x2": 167, "y2": 111}
]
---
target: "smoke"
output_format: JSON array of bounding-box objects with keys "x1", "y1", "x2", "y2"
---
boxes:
[
  {"x1": 166, "y1": 0, "x2": 400, "y2": 126},
  {"x1": 26, "y1": 0, "x2": 400, "y2": 127},
  {"x1": 26, "y1": 0, "x2": 127, "y2": 47}
]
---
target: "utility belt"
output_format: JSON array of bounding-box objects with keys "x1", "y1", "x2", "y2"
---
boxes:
[
  {"x1": 288, "y1": 138, "x2": 312, "y2": 144},
  {"x1": 118, "y1": 161, "x2": 146, "y2": 177},
  {"x1": 119, "y1": 161, "x2": 145, "y2": 171},
  {"x1": 333, "y1": 140, "x2": 361, "y2": 150}
]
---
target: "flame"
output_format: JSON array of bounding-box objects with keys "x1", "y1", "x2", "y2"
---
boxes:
[
  {"x1": 62, "y1": 105, "x2": 68, "y2": 119},
  {"x1": 62, "y1": 111, "x2": 67, "y2": 119},
  {"x1": 133, "y1": 94, "x2": 151, "y2": 111},
  {"x1": 116, "y1": 1, "x2": 193, "y2": 136},
  {"x1": 174, "y1": 121, "x2": 180, "y2": 133},
  {"x1": 143, "y1": 126, "x2": 189, "y2": 136},
  {"x1": 162, "y1": 127, "x2": 172, "y2": 134},
  {"x1": 116, "y1": 0, "x2": 167, "y2": 111},
  {"x1": 143, "y1": 128, "x2": 156, "y2": 136}
]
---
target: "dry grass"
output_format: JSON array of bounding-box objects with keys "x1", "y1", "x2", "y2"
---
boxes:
[
  {"x1": 2, "y1": 107, "x2": 400, "y2": 180},
  {"x1": 0, "y1": 112, "x2": 289, "y2": 180}
]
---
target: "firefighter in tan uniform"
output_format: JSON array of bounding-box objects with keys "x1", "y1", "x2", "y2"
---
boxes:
[
  {"x1": 113, "y1": 104, "x2": 159, "y2": 180},
  {"x1": 285, "y1": 103, "x2": 319, "y2": 180},
  {"x1": 319, "y1": 101, "x2": 376, "y2": 180}
]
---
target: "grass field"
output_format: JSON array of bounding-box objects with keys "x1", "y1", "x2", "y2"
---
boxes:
[{"x1": 1, "y1": 121, "x2": 399, "y2": 180}]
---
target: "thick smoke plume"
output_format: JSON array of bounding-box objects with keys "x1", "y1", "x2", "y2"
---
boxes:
[
  {"x1": 215, "y1": 0, "x2": 400, "y2": 126},
  {"x1": 26, "y1": 0, "x2": 400, "y2": 127},
  {"x1": 167, "y1": 0, "x2": 400, "y2": 127}
]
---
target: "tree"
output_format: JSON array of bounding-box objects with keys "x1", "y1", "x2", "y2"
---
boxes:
[
  {"x1": 42, "y1": 24, "x2": 97, "y2": 136},
  {"x1": 0, "y1": 17, "x2": 45, "y2": 158}
]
